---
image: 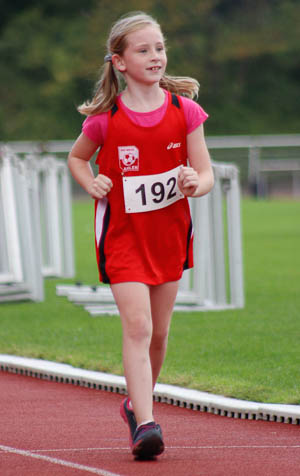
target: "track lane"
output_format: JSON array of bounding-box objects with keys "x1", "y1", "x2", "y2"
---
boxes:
[{"x1": 1, "y1": 371, "x2": 300, "y2": 475}]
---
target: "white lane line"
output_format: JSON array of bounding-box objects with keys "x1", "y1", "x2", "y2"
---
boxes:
[
  {"x1": 168, "y1": 445, "x2": 300, "y2": 450},
  {"x1": 0, "y1": 445, "x2": 122, "y2": 476},
  {"x1": 3, "y1": 444, "x2": 300, "y2": 455},
  {"x1": 28, "y1": 447, "x2": 129, "y2": 453}
]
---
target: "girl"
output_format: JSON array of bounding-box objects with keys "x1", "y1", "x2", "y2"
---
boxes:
[{"x1": 68, "y1": 11, "x2": 214, "y2": 460}]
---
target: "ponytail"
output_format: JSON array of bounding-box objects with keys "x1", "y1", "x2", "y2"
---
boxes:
[
  {"x1": 78, "y1": 67, "x2": 200, "y2": 117},
  {"x1": 77, "y1": 61, "x2": 121, "y2": 116},
  {"x1": 159, "y1": 74, "x2": 199, "y2": 99}
]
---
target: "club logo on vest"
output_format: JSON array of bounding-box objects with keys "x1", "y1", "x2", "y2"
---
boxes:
[
  {"x1": 118, "y1": 146, "x2": 139, "y2": 172},
  {"x1": 167, "y1": 142, "x2": 181, "y2": 150}
]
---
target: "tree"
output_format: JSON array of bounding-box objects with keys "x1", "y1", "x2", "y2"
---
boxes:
[{"x1": 0, "y1": 0, "x2": 299, "y2": 140}]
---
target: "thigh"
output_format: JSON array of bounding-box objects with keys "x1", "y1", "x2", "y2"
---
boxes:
[
  {"x1": 111, "y1": 282, "x2": 152, "y2": 330},
  {"x1": 150, "y1": 281, "x2": 179, "y2": 334}
]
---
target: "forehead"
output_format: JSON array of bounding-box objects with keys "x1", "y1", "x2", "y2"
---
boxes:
[{"x1": 126, "y1": 25, "x2": 164, "y2": 46}]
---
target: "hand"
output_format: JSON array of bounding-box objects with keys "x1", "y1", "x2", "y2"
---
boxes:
[
  {"x1": 87, "y1": 174, "x2": 113, "y2": 199},
  {"x1": 178, "y1": 166, "x2": 200, "y2": 197}
]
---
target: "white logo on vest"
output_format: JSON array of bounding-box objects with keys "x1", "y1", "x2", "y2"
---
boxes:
[
  {"x1": 118, "y1": 146, "x2": 139, "y2": 172},
  {"x1": 167, "y1": 142, "x2": 181, "y2": 150}
]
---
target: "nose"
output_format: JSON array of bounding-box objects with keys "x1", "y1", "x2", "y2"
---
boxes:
[
  {"x1": 150, "y1": 48, "x2": 160, "y2": 61},
  {"x1": 151, "y1": 55, "x2": 160, "y2": 64}
]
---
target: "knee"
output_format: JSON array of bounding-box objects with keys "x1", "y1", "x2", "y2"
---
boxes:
[
  {"x1": 123, "y1": 313, "x2": 152, "y2": 343},
  {"x1": 151, "y1": 330, "x2": 169, "y2": 351}
]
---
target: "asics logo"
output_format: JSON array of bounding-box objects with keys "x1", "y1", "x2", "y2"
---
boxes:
[{"x1": 167, "y1": 142, "x2": 181, "y2": 150}]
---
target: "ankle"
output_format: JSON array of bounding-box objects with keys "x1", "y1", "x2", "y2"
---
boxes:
[{"x1": 137, "y1": 420, "x2": 155, "y2": 429}]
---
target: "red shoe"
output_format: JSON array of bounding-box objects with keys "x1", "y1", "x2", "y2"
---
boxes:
[
  {"x1": 120, "y1": 398, "x2": 137, "y2": 446},
  {"x1": 132, "y1": 422, "x2": 164, "y2": 460}
]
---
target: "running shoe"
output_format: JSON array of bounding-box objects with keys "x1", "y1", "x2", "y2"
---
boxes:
[
  {"x1": 120, "y1": 397, "x2": 137, "y2": 446},
  {"x1": 132, "y1": 422, "x2": 164, "y2": 459}
]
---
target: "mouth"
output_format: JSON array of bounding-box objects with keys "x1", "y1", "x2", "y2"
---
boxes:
[{"x1": 147, "y1": 66, "x2": 161, "y2": 71}]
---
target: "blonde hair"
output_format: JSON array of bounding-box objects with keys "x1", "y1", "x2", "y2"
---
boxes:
[{"x1": 78, "y1": 12, "x2": 199, "y2": 116}]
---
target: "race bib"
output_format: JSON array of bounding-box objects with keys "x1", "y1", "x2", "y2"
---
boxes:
[{"x1": 123, "y1": 166, "x2": 184, "y2": 214}]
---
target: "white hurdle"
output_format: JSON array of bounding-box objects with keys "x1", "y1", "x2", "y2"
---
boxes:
[
  {"x1": 35, "y1": 155, "x2": 74, "y2": 278},
  {"x1": 0, "y1": 150, "x2": 24, "y2": 285},
  {"x1": 178, "y1": 162, "x2": 244, "y2": 309},
  {"x1": 0, "y1": 147, "x2": 44, "y2": 302},
  {"x1": 0, "y1": 147, "x2": 74, "y2": 302}
]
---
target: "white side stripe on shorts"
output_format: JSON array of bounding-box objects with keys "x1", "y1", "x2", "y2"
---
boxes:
[{"x1": 95, "y1": 197, "x2": 108, "y2": 248}]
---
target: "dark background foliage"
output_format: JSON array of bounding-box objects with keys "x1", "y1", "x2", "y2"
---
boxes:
[{"x1": 0, "y1": 0, "x2": 299, "y2": 140}]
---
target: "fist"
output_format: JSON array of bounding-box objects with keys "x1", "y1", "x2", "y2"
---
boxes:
[
  {"x1": 178, "y1": 166, "x2": 199, "y2": 197},
  {"x1": 88, "y1": 174, "x2": 113, "y2": 199}
]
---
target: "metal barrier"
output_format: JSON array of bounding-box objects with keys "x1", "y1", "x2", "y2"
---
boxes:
[
  {"x1": 207, "y1": 134, "x2": 300, "y2": 197},
  {"x1": 184, "y1": 161, "x2": 244, "y2": 309},
  {"x1": 1, "y1": 140, "x2": 243, "y2": 310},
  {"x1": 0, "y1": 147, "x2": 74, "y2": 302},
  {"x1": 2, "y1": 135, "x2": 300, "y2": 197}
]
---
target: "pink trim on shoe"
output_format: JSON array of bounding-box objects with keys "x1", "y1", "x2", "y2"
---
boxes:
[{"x1": 120, "y1": 397, "x2": 137, "y2": 446}]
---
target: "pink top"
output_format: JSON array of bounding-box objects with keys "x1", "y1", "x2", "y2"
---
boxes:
[{"x1": 82, "y1": 90, "x2": 208, "y2": 145}]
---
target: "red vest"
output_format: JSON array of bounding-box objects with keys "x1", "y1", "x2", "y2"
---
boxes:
[{"x1": 94, "y1": 92, "x2": 193, "y2": 285}]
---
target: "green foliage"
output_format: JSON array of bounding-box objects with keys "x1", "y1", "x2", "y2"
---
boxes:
[
  {"x1": 0, "y1": 3, "x2": 93, "y2": 139},
  {"x1": 0, "y1": 0, "x2": 299, "y2": 140}
]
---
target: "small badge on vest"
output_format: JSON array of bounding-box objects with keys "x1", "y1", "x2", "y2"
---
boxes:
[{"x1": 118, "y1": 146, "x2": 139, "y2": 172}]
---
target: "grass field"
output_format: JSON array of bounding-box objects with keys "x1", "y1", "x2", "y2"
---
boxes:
[{"x1": 1, "y1": 198, "x2": 300, "y2": 404}]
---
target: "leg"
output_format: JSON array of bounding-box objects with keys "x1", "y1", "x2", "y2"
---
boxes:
[
  {"x1": 111, "y1": 282, "x2": 154, "y2": 426},
  {"x1": 149, "y1": 280, "x2": 179, "y2": 389}
]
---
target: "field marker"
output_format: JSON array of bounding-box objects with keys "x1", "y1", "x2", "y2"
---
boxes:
[{"x1": 0, "y1": 444, "x2": 122, "y2": 476}]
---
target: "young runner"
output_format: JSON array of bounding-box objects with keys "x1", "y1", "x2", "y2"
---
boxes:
[{"x1": 68, "y1": 11, "x2": 214, "y2": 460}]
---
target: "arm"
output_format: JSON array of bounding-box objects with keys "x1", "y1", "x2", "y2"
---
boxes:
[
  {"x1": 178, "y1": 124, "x2": 214, "y2": 197},
  {"x1": 67, "y1": 133, "x2": 113, "y2": 199}
]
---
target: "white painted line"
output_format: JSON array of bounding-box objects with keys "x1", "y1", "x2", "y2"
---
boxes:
[
  {"x1": 167, "y1": 445, "x2": 300, "y2": 450},
  {"x1": 29, "y1": 444, "x2": 300, "y2": 452},
  {"x1": 0, "y1": 445, "x2": 122, "y2": 476},
  {"x1": 28, "y1": 447, "x2": 129, "y2": 453}
]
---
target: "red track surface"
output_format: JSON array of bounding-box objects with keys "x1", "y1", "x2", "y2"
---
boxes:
[{"x1": 1, "y1": 371, "x2": 300, "y2": 476}]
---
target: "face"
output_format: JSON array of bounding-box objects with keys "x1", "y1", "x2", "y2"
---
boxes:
[{"x1": 113, "y1": 25, "x2": 167, "y2": 86}]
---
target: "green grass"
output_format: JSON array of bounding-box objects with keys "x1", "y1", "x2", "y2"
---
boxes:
[{"x1": 1, "y1": 198, "x2": 300, "y2": 404}]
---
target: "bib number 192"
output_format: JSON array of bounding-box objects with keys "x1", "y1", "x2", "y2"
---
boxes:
[
  {"x1": 123, "y1": 166, "x2": 184, "y2": 213},
  {"x1": 135, "y1": 176, "x2": 177, "y2": 205}
]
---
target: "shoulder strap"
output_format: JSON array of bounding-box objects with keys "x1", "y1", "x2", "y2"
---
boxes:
[
  {"x1": 111, "y1": 103, "x2": 118, "y2": 117},
  {"x1": 171, "y1": 94, "x2": 180, "y2": 109}
]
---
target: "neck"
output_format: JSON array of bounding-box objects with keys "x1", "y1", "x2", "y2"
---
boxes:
[{"x1": 121, "y1": 84, "x2": 165, "y2": 112}]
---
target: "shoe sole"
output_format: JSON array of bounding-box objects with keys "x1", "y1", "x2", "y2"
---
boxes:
[{"x1": 132, "y1": 430, "x2": 164, "y2": 459}]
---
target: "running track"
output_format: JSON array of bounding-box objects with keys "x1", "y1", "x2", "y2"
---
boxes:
[{"x1": 1, "y1": 371, "x2": 300, "y2": 476}]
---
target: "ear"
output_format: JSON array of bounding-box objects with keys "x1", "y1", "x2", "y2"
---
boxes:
[{"x1": 112, "y1": 54, "x2": 126, "y2": 72}]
